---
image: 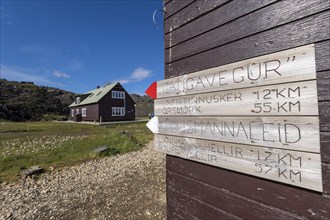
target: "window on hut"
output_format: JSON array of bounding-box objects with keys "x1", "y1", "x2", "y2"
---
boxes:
[
  {"x1": 112, "y1": 107, "x2": 125, "y2": 116},
  {"x1": 82, "y1": 108, "x2": 87, "y2": 117},
  {"x1": 75, "y1": 96, "x2": 81, "y2": 104},
  {"x1": 112, "y1": 91, "x2": 125, "y2": 99}
]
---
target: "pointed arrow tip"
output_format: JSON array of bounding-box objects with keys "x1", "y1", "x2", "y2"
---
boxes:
[
  {"x1": 146, "y1": 116, "x2": 158, "y2": 134},
  {"x1": 145, "y1": 82, "x2": 157, "y2": 99}
]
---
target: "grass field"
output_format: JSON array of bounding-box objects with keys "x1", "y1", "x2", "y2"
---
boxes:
[{"x1": 0, "y1": 121, "x2": 153, "y2": 183}]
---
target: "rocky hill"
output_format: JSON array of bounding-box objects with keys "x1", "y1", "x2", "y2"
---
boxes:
[
  {"x1": 0, "y1": 79, "x2": 153, "y2": 121},
  {"x1": 130, "y1": 94, "x2": 154, "y2": 118},
  {"x1": 0, "y1": 79, "x2": 76, "y2": 121}
]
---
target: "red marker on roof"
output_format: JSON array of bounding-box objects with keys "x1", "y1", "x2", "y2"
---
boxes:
[{"x1": 145, "y1": 82, "x2": 157, "y2": 99}]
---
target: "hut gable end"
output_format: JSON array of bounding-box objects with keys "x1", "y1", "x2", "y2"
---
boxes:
[{"x1": 68, "y1": 82, "x2": 135, "y2": 122}]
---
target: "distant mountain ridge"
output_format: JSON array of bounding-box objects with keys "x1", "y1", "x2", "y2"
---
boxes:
[
  {"x1": 0, "y1": 79, "x2": 76, "y2": 121},
  {"x1": 0, "y1": 79, "x2": 153, "y2": 121}
]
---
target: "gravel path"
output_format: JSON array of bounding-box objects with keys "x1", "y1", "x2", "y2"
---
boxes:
[{"x1": 0, "y1": 141, "x2": 166, "y2": 220}]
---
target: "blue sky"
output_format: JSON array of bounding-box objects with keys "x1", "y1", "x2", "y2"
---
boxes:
[{"x1": 0, "y1": 0, "x2": 164, "y2": 95}]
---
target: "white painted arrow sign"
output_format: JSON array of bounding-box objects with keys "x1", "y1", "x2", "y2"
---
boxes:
[
  {"x1": 147, "y1": 116, "x2": 320, "y2": 152},
  {"x1": 145, "y1": 44, "x2": 322, "y2": 192},
  {"x1": 146, "y1": 117, "x2": 159, "y2": 134}
]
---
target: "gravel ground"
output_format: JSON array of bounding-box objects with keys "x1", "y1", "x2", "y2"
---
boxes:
[{"x1": 0, "y1": 141, "x2": 166, "y2": 220}]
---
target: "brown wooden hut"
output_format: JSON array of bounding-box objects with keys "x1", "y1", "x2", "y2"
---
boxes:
[
  {"x1": 69, "y1": 82, "x2": 135, "y2": 122},
  {"x1": 163, "y1": 0, "x2": 330, "y2": 219}
]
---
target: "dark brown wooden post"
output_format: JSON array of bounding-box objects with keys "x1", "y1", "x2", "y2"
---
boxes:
[{"x1": 162, "y1": 0, "x2": 330, "y2": 219}]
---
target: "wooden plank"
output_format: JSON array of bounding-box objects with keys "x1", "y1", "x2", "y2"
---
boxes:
[
  {"x1": 160, "y1": 44, "x2": 316, "y2": 98},
  {"x1": 155, "y1": 80, "x2": 318, "y2": 116},
  {"x1": 167, "y1": 204, "x2": 191, "y2": 220},
  {"x1": 156, "y1": 134, "x2": 322, "y2": 192},
  {"x1": 315, "y1": 40, "x2": 330, "y2": 71},
  {"x1": 164, "y1": 0, "x2": 172, "y2": 6},
  {"x1": 168, "y1": 171, "x2": 304, "y2": 219},
  {"x1": 164, "y1": 0, "x2": 229, "y2": 33},
  {"x1": 168, "y1": 188, "x2": 247, "y2": 220},
  {"x1": 319, "y1": 101, "x2": 330, "y2": 131},
  {"x1": 322, "y1": 163, "x2": 330, "y2": 195},
  {"x1": 154, "y1": 116, "x2": 320, "y2": 152},
  {"x1": 167, "y1": 156, "x2": 330, "y2": 219},
  {"x1": 165, "y1": 0, "x2": 330, "y2": 61},
  {"x1": 321, "y1": 132, "x2": 330, "y2": 163},
  {"x1": 165, "y1": 0, "x2": 278, "y2": 48},
  {"x1": 165, "y1": 11, "x2": 330, "y2": 78},
  {"x1": 317, "y1": 70, "x2": 330, "y2": 101},
  {"x1": 164, "y1": 0, "x2": 195, "y2": 20}
]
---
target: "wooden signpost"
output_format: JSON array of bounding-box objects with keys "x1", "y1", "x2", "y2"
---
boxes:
[
  {"x1": 154, "y1": 134, "x2": 322, "y2": 191},
  {"x1": 146, "y1": 44, "x2": 322, "y2": 192},
  {"x1": 149, "y1": 116, "x2": 320, "y2": 152},
  {"x1": 156, "y1": 44, "x2": 316, "y2": 98},
  {"x1": 155, "y1": 81, "x2": 318, "y2": 116}
]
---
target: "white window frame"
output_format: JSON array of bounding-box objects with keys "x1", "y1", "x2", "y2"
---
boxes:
[
  {"x1": 76, "y1": 96, "x2": 81, "y2": 104},
  {"x1": 76, "y1": 109, "x2": 80, "y2": 115},
  {"x1": 82, "y1": 108, "x2": 87, "y2": 117},
  {"x1": 112, "y1": 107, "x2": 125, "y2": 116},
  {"x1": 112, "y1": 91, "x2": 125, "y2": 99},
  {"x1": 71, "y1": 109, "x2": 74, "y2": 117}
]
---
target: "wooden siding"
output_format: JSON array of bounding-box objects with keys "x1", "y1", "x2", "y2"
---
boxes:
[
  {"x1": 69, "y1": 104, "x2": 99, "y2": 122},
  {"x1": 98, "y1": 85, "x2": 135, "y2": 122},
  {"x1": 164, "y1": 0, "x2": 330, "y2": 219},
  {"x1": 69, "y1": 84, "x2": 135, "y2": 122}
]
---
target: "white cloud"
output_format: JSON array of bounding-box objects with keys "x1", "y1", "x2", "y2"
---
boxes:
[
  {"x1": 114, "y1": 67, "x2": 152, "y2": 84},
  {"x1": 118, "y1": 79, "x2": 130, "y2": 84},
  {"x1": 130, "y1": 68, "x2": 152, "y2": 81},
  {"x1": 0, "y1": 64, "x2": 64, "y2": 87},
  {"x1": 53, "y1": 70, "x2": 71, "y2": 78}
]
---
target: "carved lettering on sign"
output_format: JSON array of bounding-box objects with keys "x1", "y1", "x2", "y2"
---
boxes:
[
  {"x1": 146, "y1": 44, "x2": 322, "y2": 192},
  {"x1": 153, "y1": 116, "x2": 320, "y2": 152},
  {"x1": 155, "y1": 81, "x2": 318, "y2": 116},
  {"x1": 158, "y1": 45, "x2": 316, "y2": 98},
  {"x1": 155, "y1": 134, "x2": 322, "y2": 192}
]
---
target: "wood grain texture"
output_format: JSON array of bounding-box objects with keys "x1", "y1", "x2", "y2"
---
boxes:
[
  {"x1": 321, "y1": 132, "x2": 330, "y2": 163},
  {"x1": 315, "y1": 40, "x2": 330, "y2": 71},
  {"x1": 165, "y1": 11, "x2": 330, "y2": 78},
  {"x1": 165, "y1": 0, "x2": 277, "y2": 47},
  {"x1": 164, "y1": 0, "x2": 172, "y2": 6},
  {"x1": 163, "y1": 0, "x2": 330, "y2": 218},
  {"x1": 161, "y1": 44, "x2": 316, "y2": 98},
  {"x1": 167, "y1": 204, "x2": 190, "y2": 220},
  {"x1": 317, "y1": 70, "x2": 330, "y2": 101},
  {"x1": 156, "y1": 134, "x2": 323, "y2": 191},
  {"x1": 168, "y1": 170, "x2": 306, "y2": 219},
  {"x1": 168, "y1": 187, "x2": 249, "y2": 220},
  {"x1": 167, "y1": 155, "x2": 330, "y2": 219},
  {"x1": 319, "y1": 102, "x2": 330, "y2": 131},
  {"x1": 164, "y1": 0, "x2": 229, "y2": 33},
  {"x1": 165, "y1": 0, "x2": 330, "y2": 62},
  {"x1": 155, "y1": 81, "x2": 319, "y2": 116},
  {"x1": 164, "y1": 0, "x2": 195, "y2": 20},
  {"x1": 322, "y1": 163, "x2": 330, "y2": 195}
]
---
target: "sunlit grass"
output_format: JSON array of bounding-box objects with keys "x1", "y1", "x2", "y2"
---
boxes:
[{"x1": 0, "y1": 121, "x2": 152, "y2": 183}]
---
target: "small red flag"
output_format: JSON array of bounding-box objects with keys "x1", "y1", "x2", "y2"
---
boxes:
[{"x1": 145, "y1": 82, "x2": 157, "y2": 99}]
